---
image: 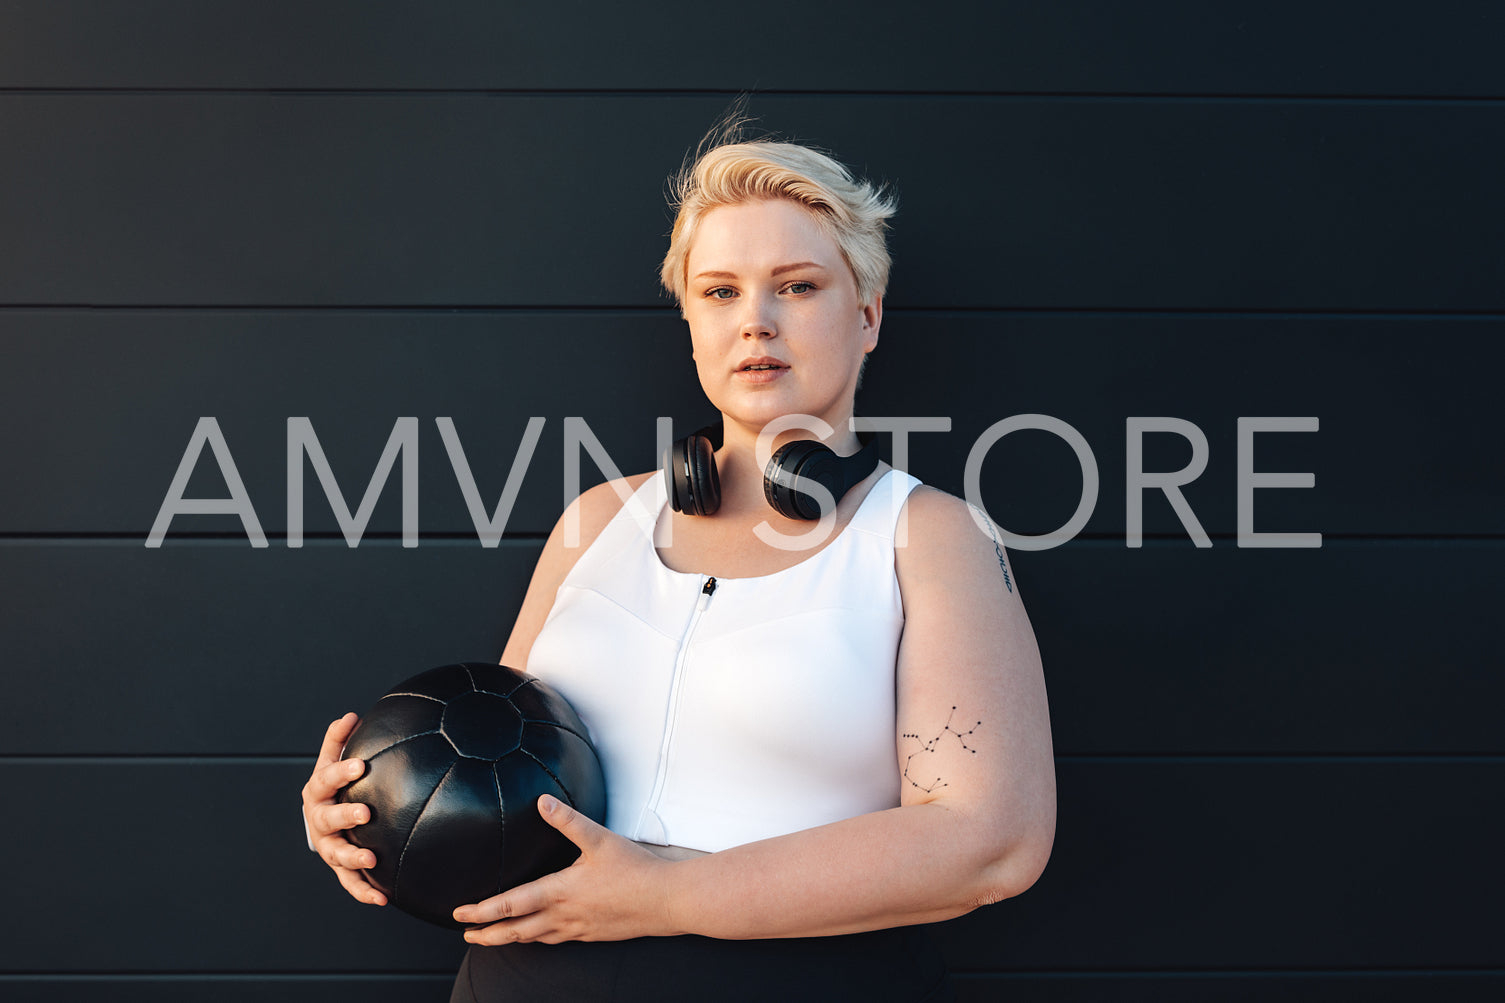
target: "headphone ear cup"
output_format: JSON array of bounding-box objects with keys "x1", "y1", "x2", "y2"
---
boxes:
[
  {"x1": 681, "y1": 431, "x2": 720, "y2": 516},
  {"x1": 666, "y1": 425, "x2": 723, "y2": 516},
  {"x1": 666, "y1": 435, "x2": 691, "y2": 514},
  {"x1": 763, "y1": 440, "x2": 838, "y2": 520}
]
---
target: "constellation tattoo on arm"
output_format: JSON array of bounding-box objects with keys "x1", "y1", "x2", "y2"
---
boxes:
[
  {"x1": 900, "y1": 706, "x2": 982, "y2": 793},
  {"x1": 968, "y1": 503, "x2": 1014, "y2": 593}
]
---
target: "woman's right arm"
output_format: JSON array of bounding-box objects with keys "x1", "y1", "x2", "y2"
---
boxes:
[{"x1": 301, "y1": 473, "x2": 652, "y2": 904}]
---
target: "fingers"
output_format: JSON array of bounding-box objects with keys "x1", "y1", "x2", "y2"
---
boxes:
[
  {"x1": 312, "y1": 809, "x2": 375, "y2": 862},
  {"x1": 453, "y1": 877, "x2": 553, "y2": 927},
  {"x1": 304, "y1": 713, "x2": 385, "y2": 905},
  {"x1": 308, "y1": 799, "x2": 375, "y2": 871},
  {"x1": 459, "y1": 904, "x2": 569, "y2": 946},
  {"x1": 318, "y1": 833, "x2": 378, "y2": 872},
  {"x1": 537, "y1": 794, "x2": 604, "y2": 851},
  {"x1": 462, "y1": 917, "x2": 557, "y2": 946},
  {"x1": 316, "y1": 713, "x2": 360, "y2": 767},
  {"x1": 303, "y1": 756, "x2": 366, "y2": 806},
  {"x1": 309, "y1": 797, "x2": 370, "y2": 838},
  {"x1": 333, "y1": 862, "x2": 388, "y2": 907},
  {"x1": 447, "y1": 799, "x2": 596, "y2": 930},
  {"x1": 304, "y1": 713, "x2": 363, "y2": 803}
]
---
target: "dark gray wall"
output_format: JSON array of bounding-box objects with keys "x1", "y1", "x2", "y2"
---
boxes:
[{"x1": 2, "y1": 2, "x2": 1500, "y2": 999}]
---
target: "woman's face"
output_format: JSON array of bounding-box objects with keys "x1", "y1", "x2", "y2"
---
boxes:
[{"x1": 682, "y1": 198, "x2": 880, "y2": 443}]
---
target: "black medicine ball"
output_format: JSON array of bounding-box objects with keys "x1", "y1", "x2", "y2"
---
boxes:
[{"x1": 336, "y1": 662, "x2": 606, "y2": 928}]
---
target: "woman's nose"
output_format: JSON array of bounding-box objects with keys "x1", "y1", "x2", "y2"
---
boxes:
[{"x1": 739, "y1": 297, "x2": 778, "y2": 339}]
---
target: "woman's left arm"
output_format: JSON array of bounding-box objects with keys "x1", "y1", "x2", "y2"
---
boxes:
[{"x1": 455, "y1": 487, "x2": 1056, "y2": 943}]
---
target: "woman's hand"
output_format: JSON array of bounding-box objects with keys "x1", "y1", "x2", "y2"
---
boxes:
[
  {"x1": 453, "y1": 795, "x2": 677, "y2": 944},
  {"x1": 300, "y1": 712, "x2": 388, "y2": 907}
]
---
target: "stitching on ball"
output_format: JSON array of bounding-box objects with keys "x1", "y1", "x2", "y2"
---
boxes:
[
  {"x1": 520, "y1": 748, "x2": 576, "y2": 808},
  {"x1": 392, "y1": 759, "x2": 460, "y2": 895},
  {"x1": 359, "y1": 728, "x2": 442, "y2": 763}
]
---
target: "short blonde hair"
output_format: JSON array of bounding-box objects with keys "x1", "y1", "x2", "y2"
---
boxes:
[{"x1": 660, "y1": 137, "x2": 897, "y2": 308}]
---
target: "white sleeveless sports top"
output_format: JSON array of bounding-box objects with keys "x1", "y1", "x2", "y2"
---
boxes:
[{"x1": 525, "y1": 467, "x2": 923, "y2": 853}]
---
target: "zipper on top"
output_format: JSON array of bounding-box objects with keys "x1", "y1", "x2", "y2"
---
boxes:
[{"x1": 638, "y1": 575, "x2": 717, "y2": 840}]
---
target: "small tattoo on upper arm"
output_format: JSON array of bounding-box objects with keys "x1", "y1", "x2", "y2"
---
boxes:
[
  {"x1": 900, "y1": 706, "x2": 982, "y2": 793},
  {"x1": 968, "y1": 503, "x2": 1014, "y2": 593}
]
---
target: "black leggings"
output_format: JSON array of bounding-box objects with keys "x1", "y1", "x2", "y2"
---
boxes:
[{"x1": 449, "y1": 926, "x2": 956, "y2": 1002}]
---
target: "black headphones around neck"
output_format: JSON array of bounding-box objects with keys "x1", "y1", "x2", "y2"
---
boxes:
[{"x1": 664, "y1": 422, "x2": 881, "y2": 521}]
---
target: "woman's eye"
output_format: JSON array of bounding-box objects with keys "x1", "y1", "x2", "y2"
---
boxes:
[
  {"x1": 785, "y1": 282, "x2": 814, "y2": 294},
  {"x1": 707, "y1": 287, "x2": 736, "y2": 300}
]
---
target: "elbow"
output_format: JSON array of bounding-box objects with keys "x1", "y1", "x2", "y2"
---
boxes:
[
  {"x1": 969, "y1": 818, "x2": 1056, "y2": 908},
  {"x1": 926, "y1": 773, "x2": 1058, "y2": 914},
  {"x1": 977, "y1": 841, "x2": 1052, "y2": 906}
]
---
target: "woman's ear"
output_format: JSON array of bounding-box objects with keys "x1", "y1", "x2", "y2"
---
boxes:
[{"x1": 860, "y1": 295, "x2": 883, "y2": 353}]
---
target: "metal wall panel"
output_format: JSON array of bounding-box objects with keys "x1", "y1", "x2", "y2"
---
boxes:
[{"x1": 2, "y1": 0, "x2": 1497, "y2": 996}]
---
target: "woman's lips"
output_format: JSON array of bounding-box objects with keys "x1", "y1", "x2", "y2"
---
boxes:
[{"x1": 733, "y1": 359, "x2": 789, "y2": 384}]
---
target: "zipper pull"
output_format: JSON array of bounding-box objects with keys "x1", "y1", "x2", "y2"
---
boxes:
[{"x1": 698, "y1": 576, "x2": 718, "y2": 610}]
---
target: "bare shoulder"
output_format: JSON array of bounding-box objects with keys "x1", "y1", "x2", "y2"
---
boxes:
[
  {"x1": 897, "y1": 484, "x2": 981, "y2": 540},
  {"x1": 500, "y1": 470, "x2": 658, "y2": 668},
  {"x1": 895, "y1": 485, "x2": 1023, "y2": 601},
  {"x1": 545, "y1": 471, "x2": 660, "y2": 575},
  {"x1": 558, "y1": 470, "x2": 660, "y2": 552}
]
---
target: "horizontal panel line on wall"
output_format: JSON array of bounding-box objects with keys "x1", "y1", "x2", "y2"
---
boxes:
[
  {"x1": 2, "y1": 88, "x2": 1505, "y2": 105},
  {"x1": 1054, "y1": 755, "x2": 1505, "y2": 764},
  {"x1": 5, "y1": 533, "x2": 1503, "y2": 546},
  {"x1": 5, "y1": 304, "x2": 1505, "y2": 320},
  {"x1": 5, "y1": 967, "x2": 1502, "y2": 980},
  {"x1": 0, "y1": 756, "x2": 313, "y2": 765},
  {"x1": 952, "y1": 968, "x2": 1505, "y2": 978},
  {"x1": 0, "y1": 534, "x2": 552, "y2": 547},
  {"x1": 890, "y1": 307, "x2": 1505, "y2": 320},
  {"x1": 0, "y1": 973, "x2": 456, "y2": 981}
]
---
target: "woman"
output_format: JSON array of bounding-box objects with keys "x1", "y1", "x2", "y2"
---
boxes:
[{"x1": 302, "y1": 129, "x2": 1056, "y2": 1001}]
